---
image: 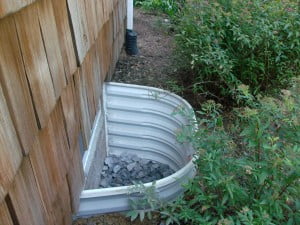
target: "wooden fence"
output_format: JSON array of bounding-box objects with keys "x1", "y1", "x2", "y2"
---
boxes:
[{"x1": 0, "y1": 0, "x2": 126, "y2": 224}]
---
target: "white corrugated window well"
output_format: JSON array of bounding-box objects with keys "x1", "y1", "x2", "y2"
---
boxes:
[{"x1": 77, "y1": 82, "x2": 196, "y2": 217}]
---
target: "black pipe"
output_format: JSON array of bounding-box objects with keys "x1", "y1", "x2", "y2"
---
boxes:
[{"x1": 125, "y1": 29, "x2": 138, "y2": 56}]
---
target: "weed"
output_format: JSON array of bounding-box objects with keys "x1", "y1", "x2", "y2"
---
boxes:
[
  {"x1": 128, "y1": 82, "x2": 300, "y2": 224},
  {"x1": 175, "y1": 0, "x2": 300, "y2": 103},
  {"x1": 134, "y1": 0, "x2": 184, "y2": 17},
  {"x1": 163, "y1": 84, "x2": 300, "y2": 224}
]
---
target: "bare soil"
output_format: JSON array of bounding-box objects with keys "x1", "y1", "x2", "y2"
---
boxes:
[
  {"x1": 112, "y1": 9, "x2": 175, "y2": 89},
  {"x1": 112, "y1": 9, "x2": 206, "y2": 109},
  {"x1": 73, "y1": 213, "x2": 160, "y2": 225},
  {"x1": 73, "y1": 9, "x2": 174, "y2": 225}
]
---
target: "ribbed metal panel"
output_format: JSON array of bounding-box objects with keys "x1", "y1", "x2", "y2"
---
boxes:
[
  {"x1": 77, "y1": 82, "x2": 196, "y2": 217},
  {"x1": 105, "y1": 82, "x2": 194, "y2": 169}
]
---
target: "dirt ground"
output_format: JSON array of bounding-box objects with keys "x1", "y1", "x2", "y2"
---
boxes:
[
  {"x1": 73, "y1": 213, "x2": 161, "y2": 225},
  {"x1": 73, "y1": 9, "x2": 174, "y2": 225},
  {"x1": 112, "y1": 9, "x2": 175, "y2": 89}
]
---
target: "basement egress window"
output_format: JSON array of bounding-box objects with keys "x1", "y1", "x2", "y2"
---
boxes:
[{"x1": 78, "y1": 82, "x2": 196, "y2": 217}]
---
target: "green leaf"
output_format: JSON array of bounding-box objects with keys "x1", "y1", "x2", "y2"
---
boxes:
[
  {"x1": 166, "y1": 217, "x2": 173, "y2": 225},
  {"x1": 139, "y1": 210, "x2": 145, "y2": 221},
  {"x1": 147, "y1": 211, "x2": 152, "y2": 220},
  {"x1": 221, "y1": 193, "x2": 229, "y2": 205},
  {"x1": 226, "y1": 184, "x2": 234, "y2": 199},
  {"x1": 258, "y1": 171, "x2": 268, "y2": 185},
  {"x1": 295, "y1": 200, "x2": 300, "y2": 210},
  {"x1": 126, "y1": 211, "x2": 139, "y2": 221},
  {"x1": 287, "y1": 218, "x2": 294, "y2": 225}
]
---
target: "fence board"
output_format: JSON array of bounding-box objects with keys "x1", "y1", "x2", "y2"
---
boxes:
[
  {"x1": 81, "y1": 50, "x2": 97, "y2": 124},
  {"x1": 30, "y1": 103, "x2": 74, "y2": 224},
  {"x1": 109, "y1": 0, "x2": 114, "y2": 18},
  {"x1": 38, "y1": 115, "x2": 65, "y2": 195},
  {"x1": 102, "y1": 0, "x2": 113, "y2": 24},
  {"x1": 121, "y1": 0, "x2": 126, "y2": 20},
  {"x1": 102, "y1": 0, "x2": 108, "y2": 23},
  {"x1": 95, "y1": 31, "x2": 105, "y2": 82},
  {"x1": 9, "y1": 158, "x2": 48, "y2": 225},
  {"x1": 67, "y1": 143, "x2": 84, "y2": 213},
  {"x1": 106, "y1": 16, "x2": 115, "y2": 79},
  {"x1": 98, "y1": 26, "x2": 107, "y2": 80},
  {"x1": 112, "y1": 36, "x2": 119, "y2": 75},
  {"x1": 92, "y1": 44, "x2": 103, "y2": 109},
  {"x1": 95, "y1": 0, "x2": 104, "y2": 34},
  {"x1": 113, "y1": 9, "x2": 118, "y2": 41},
  {"x1": 0, "y1": 202, "x2": 13, "y2": 225},
  {"x1": 0, "y1": 0, "x2": 36, "y2": 19},
  {"x1": 61, "y1": 82, "x2": 80, "y2": 150},
  {"x1": 67, "y1": 0, "x2": 90, "y2": 64},
  {"x1": 0, "y1": 84, "x2": 22, "y2": 203},
  {"x1": 0, "y1": 16, "x2": 38, "y2": 153},
  {"x1": 0, "y1": 1, "x2": 126, "y2": 223},
  {"x1": 14, "y1": 3, "x2": 56, "y2": 129},
  {"x1": 37, "y1": 0, "x2": 67, "y2": 99},
  {"x1": 84, "y1": 0, "x2": 98, "y2": 43},
  {"x1": 51, "y1": 0, "x2": 77, "y2": 81},
  {"x1": 71, "y1": 77, "x2": 82, "y2": 146},
  {"x1": 98, "y1": 19, "x2": 113, "y2": 80},
  {"x1": 51, "y1": 179, "x2": 72, "y2": 225},
  {"x1": 50, "y1": 101, "x2": 71, "y2": 174},
  {"x1": 118, "y1": 1, "x2": 125, "y2": 32},
  {"x1": 29, "y1": 136, "x2": 56, "y2": 213},
  {"x1": 74, "y1": 70, "x2": 92, "y2": 149}
]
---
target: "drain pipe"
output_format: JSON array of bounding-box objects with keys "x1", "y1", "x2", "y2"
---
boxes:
[{"x1": 125, "y1": 0, "x2": 138, "y2": 55}]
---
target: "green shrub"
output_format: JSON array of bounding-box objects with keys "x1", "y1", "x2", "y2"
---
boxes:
[
  {"x1": 164, "y1": 80, "x2": 300, "y2": 224},
  {"x1": 175, "y1": 0, "x2": 300, "y2": 102},
  {"x1": 126, "y1": 81, "x2": 300, "y2": 225},
  {"x1": 134, "y1": 0, "x2": 184, "y2": 16}
]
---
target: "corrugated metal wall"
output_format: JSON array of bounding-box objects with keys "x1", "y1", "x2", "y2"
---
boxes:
[{"x1": 0, "y1": 0, "x2": 126, "y2": 224}]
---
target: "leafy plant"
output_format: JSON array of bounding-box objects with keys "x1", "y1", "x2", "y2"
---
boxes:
[
  {"x1": 134, "y1": 0, "x2": 184, "y2": 16},
  {"x1": 126, "y1": 81, "x2": 300, "y2": 224},
  {"x1": 126, "y1": 182, "x2": 180, "y2": 224},
  {"x1": 166, "y1": 79, "x2": 185, "y2": 95},
  {"x1": 161, "y1": 81, "x2": 300, "y2": 224},
  {"x1": 175, "y1": 0, "x2": 300, "y2": 103},
  {"x1": 126, "y1": 182, "x2": 159, "y2": 222}
]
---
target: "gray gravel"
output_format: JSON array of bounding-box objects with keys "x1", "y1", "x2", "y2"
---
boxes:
[{"x1": 100, "y1": 153, "x2": 175, "y2": 188}]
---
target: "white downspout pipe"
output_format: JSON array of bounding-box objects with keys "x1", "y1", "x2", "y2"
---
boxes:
[{"x1": 127, "y1": 0, "x2": 134, "y2": 30}]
